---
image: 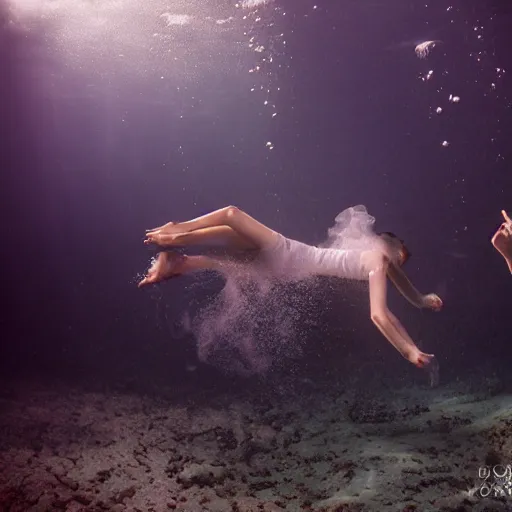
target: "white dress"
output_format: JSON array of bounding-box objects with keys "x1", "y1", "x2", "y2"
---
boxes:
[{"x1": 262, "y1": 205, "x2": 381, "y2": 281}]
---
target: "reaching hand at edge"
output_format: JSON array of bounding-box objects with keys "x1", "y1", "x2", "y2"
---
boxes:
[{"x1": 491, "y1": 210, "x2": 512, "y2": 273}]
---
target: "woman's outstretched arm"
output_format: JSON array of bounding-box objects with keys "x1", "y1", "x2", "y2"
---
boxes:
[
  {"x1": 387, "y1": 263, "x2": 442, "y2": 311},
  {"x1": 368, "y1": 259, "x2": 421, "y2": 363},
  {"x1": 367, "y1": 255, "x2": 438, "y2": 385}
]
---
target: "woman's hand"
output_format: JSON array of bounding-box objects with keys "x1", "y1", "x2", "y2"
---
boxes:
[
  {"x1": 491, "y1": 210, "x2": 512, "y2": 271},
  {"x1": 422, "y1": 293, "x2": 443, "y2": 312}
]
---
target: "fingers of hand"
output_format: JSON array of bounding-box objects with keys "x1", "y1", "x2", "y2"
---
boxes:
[
  {"x1": 427, "y1": 294, "x2": 442, "y2": 311},
  {"x1": 502, "y1": 210, "x2": 512, "y2": 224},
  {"x1": 500, "y1": 223, "x2": 512, "y2": 235}
]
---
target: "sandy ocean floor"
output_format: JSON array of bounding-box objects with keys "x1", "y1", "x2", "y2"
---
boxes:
[{"x1": 1, "y1": 372, "x2": 512, "y2": 512}]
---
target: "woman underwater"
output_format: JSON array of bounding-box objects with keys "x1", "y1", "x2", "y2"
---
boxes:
[{"x1": 138, "y1": 205, "x2": 443, "y2": 386}]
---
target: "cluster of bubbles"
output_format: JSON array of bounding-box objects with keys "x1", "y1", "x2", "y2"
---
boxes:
[
  {"x1": 187, "y1": 258, "x2": 333, "y2": 377},
  {"x1": 236, "y1": 0, "x2": 321, "y2": 152},
  {"x1": 417, "y1": 41, "x2": 463, "y2": 148},
  {"x1": 414, "y1": 6, "x2": 506, "y2": 150},
  {"x1": 236, "y1": 0, "x2": 283, "y2": 151}
]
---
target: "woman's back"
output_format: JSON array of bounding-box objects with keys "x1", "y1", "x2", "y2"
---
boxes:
[{"x1": 263, "y1": 234, "x2": 371, "y2": 281}]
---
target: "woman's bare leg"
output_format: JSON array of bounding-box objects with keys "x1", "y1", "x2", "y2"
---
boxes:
[
  {"x1": 138, "y1": 252, "x2": 223, "y2": 288},
  {"x1": 145, "y1": 206, "x2": 278, "y2": 250},
  {"x1": 145, "y1": 225, "x2": 258, "y2": 250}
]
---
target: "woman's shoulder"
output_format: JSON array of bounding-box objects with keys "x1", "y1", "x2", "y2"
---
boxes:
[{"x1": 361, "y1": 248, "x2": 386, "y2": 268}]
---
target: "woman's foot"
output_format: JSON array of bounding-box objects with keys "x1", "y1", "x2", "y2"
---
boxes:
[
  {"x1": 412, "y1": 352, "x2": 439, "y2": 388},
  {"x1": 144, "y1": 231, "x2": 179, "y2": 247},
  {"x1": 138, "y1": 252, "x2": 185, "y2": 288},
  {"x1": 146, "y1": 221, "x2": 182, "y2": 237},
  {"x1": 144, "y1": 221, "x2": 190, "y2": 247}
]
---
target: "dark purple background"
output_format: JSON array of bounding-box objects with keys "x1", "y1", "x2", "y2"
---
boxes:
[{"x1": 1, "y1": 0, "x2": 511, "y2": 388}]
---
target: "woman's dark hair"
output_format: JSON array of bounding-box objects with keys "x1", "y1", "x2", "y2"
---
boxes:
[{"x1": 378, "y1": 231, "x2": 411, "y2": 264}]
